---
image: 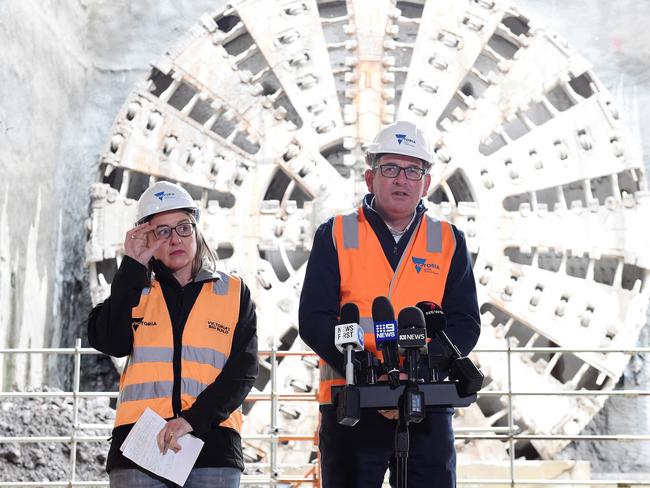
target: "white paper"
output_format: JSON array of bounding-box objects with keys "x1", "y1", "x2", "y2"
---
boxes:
[{"x1": 120, "y1": 408, "x2": 204, "y2": 487}]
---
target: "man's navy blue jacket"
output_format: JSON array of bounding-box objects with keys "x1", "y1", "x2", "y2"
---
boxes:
[{"x1": 298, "y1": 194, "x2": 481, "y2": 383}]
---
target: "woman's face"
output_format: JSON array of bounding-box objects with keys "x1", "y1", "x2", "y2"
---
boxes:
[{"x1": 148, "y1": 210, "x2": 197, "y2": 277}]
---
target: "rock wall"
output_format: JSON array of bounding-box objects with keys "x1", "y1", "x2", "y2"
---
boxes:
[
  {"x1": 0, "y1": 0, "x2": 223, "y2": 389},
  {"x1": 0, "y1": 0, "x2": 89, "y2": 388}
]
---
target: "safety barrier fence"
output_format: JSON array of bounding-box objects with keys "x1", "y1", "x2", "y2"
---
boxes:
[{"x1": 0, "y1": 340, "x2": 649, "y2": 487}]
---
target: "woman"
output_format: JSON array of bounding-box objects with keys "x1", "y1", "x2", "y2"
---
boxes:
[{"x1": 88, "y1": 181, "x2": 258, "y2": 487}]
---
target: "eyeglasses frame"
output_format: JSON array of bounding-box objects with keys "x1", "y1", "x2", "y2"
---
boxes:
[
  {"x1": 375, "y1": 163, "x2": 427, "y2": 181},
  {"x1": 152, "y1": 222, "x2": 196, "y2": 241}
]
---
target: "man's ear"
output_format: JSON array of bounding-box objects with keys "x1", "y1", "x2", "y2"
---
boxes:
[
  {"x1": 364, "y1": 169, "x2": 375, "y2": 193},
  {"x1": 421, "y1": 173, "x2": 431, "y2": 197}
]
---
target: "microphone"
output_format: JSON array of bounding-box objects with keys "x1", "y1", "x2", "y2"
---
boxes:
[
  {"x1": 334, "y1": 302, "x2": 363, "y2": 426},
  {"x1": 358, "y1": 351, "x2": 379, "y2": 385},
  {"x1": 397, "y1": 307, "x2": 427, "y2": 383},
  {"x1": 334, "y1": 302, "x2": 364, "y2": 385},
  {"x1": 416, "y1": 301, "x2": 484, "y2": 396},
  {"x1": 415, "y1": 302, "x2": 460, "y2": 360},
  {"x1": 397, "y1": 307, "x2": 427, "y2": 350},
  {"x1": 372, "y1": 296, "x2": 400, "y2": 389}
]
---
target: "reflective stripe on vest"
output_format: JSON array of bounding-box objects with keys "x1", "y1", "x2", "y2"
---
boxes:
[
  {"x1": 115, "y1": 273, "x2": 243, "y2": 432},
  {"x1": 120, "y1": 380, "x2": 173, "y2": 402},
  {"x1": 318, "y1": 209, "x2": 456, "y2": 404}
]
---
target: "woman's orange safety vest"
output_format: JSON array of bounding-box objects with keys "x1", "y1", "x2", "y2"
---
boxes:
[
  {"x1": 319, "y1": 208, "x2": 457, "y2": 404},
  {"x1": 114, "y1": 271, "x2": 243, "y2": 432}
]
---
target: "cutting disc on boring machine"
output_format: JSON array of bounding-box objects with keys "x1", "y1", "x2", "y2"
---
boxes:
[{"x1": 86, "y1": 0, "x2": 650, "y2": 471}]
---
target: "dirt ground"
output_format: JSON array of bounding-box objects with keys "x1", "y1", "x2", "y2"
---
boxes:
[{"x1": 0, "y1": 386, "x2": 112, "y2": 484}]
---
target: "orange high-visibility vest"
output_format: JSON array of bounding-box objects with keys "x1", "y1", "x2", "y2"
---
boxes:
[
  {"x1": 114, "y1": 272, "x2": 243, "y2": 432},
  {"x1": 319, "y1": 208, "x2": 457, "y2": 404}
]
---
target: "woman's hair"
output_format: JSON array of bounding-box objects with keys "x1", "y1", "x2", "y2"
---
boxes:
[
  {"x1": 192, "y1": 220, "x2": 218, "y2": 277},
  {"x1": 145, "y1": 209, "x2": 218, "y2": 281}
]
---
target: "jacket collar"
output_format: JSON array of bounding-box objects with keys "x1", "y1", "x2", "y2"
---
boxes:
[
  {"x1": 362, "y1": 193, "x2": 427, "y2": 221},
  {"x1": 194, "y1": 268, "x2": 222, "y2": 283},
  {"x1": 152, "y1": 259, "x2": 222, "y2": 286}
]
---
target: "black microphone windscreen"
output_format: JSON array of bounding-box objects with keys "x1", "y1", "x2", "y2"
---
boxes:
[
  {"x1": 372, "y1": 296, "x2": 395, "y2": 322},
  {"x1": 397, "y1": 306, "x2": 425, "y2": 330},
  {"x1": 340, "y1": 302, "x2": 360, "y2": 325},
  {"x1": 416, "y1": 301, "x2": 446, "y2": 333}
]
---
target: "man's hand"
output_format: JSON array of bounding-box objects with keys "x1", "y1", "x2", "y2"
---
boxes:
[
  {"x1": 376, "y1": 371, "x2": 407, "y2": 420},
  {"x1": 157, "y1": 417, "x2": 193, "y2": 454},
  {"x1": 378, "y1": 409, "x2": 399, "y2": 420}
]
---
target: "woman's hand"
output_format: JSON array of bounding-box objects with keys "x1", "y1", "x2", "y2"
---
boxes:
[
  {"x1": 157, "y1": 417, "x2": 193, "y2": 454},
  {"x1": 124, "y1": 223, "x2": 164, "y2": 267}
]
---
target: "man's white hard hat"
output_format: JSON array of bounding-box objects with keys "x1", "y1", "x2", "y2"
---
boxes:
[
  {"x1": 135, "y1": 181, "x2": 200, "y2": 224},
  {"x1": 366, "y1": 120, "x2": 435, "y2": 166}
]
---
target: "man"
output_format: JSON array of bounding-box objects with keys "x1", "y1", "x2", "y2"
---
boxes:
[{"x1": 299, "y1": 120, "x2": 480, "y2": 487}]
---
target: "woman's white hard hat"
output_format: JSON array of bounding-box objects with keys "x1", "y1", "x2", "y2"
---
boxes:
[
  {"x1": 366, "y1": 120, "x2": 434, "y2": 166},
  {"x1": 135, "y1": 181, "x2": 200, "y2": 224}
]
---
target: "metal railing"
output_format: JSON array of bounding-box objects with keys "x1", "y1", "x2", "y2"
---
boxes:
[{"x1": 0, "y1": 340, "x2": 649, "y2": 487}]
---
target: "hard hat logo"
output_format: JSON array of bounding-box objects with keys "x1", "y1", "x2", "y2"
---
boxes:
[
  {"x1": 153, "y1": 191, "x2": 173, "y2": 201},
  {"x1": 394, "y1": 133, "x2": 416, "y2": 146}
]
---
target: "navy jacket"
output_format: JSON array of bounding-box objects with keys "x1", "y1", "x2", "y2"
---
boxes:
[{"x1": 298, "y1": 194, "x2": 480, "y2": 381}]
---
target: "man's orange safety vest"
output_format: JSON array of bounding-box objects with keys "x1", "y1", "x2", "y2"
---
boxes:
[
  {"x1": 319, "y1": 208, "x2": 457, "y2": 404},
  {"x1": 114, "y1": 272, "x2": 243, "y2": 432}
]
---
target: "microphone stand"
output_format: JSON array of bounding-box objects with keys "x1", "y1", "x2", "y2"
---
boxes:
[
  {"x1": 395, "y1": 387, "x2": 412, "y2": 488},
  {"x1": 395, "y1": 350, "x2": 425, "y2": 488},
  {"x1": 331, "y1": 349, "x2": 478, "y2": 488}
]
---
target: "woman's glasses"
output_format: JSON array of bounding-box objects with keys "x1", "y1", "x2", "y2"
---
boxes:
[{"x1": 152, "y1": 222, "x2": 196, "y2": 240}]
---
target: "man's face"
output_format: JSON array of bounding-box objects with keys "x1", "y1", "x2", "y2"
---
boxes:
[{"x1": 364, "y1": 154, "x2": 431, "y2": 223}]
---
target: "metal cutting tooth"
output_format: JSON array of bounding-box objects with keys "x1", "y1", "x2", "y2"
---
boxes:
[{"x1": 87, "y1": 0, "x2": 650, "y2": 472}]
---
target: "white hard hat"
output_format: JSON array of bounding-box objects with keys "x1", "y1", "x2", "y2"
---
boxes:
[
  {"x1": 366, "y1": 120, "x2": 434, "y2": 167},
  {"x1": 135, "y1": 181, "x2": 200, "y2": 224}
]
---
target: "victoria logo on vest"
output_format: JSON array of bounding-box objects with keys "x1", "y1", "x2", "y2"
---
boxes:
[
  {"x1": 411, "y1": 257, "x2": 440, "y2": 274},
  {"x1": 208, "y1": 321, "x2": 231, "y2": 334},
  {"x1": 131, "y1": 317, "x2": 158, "y2": 331}
]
